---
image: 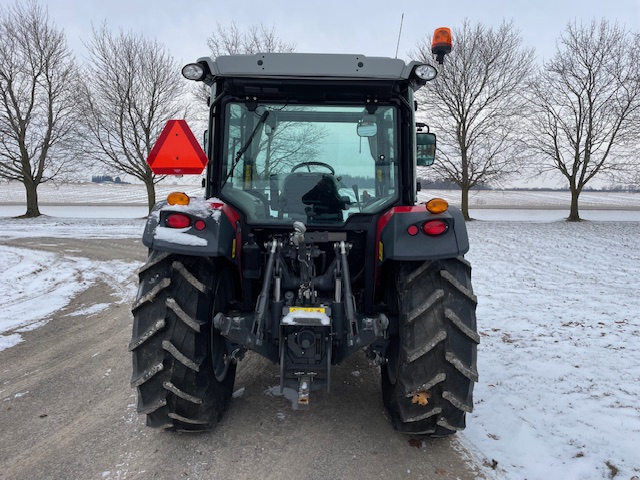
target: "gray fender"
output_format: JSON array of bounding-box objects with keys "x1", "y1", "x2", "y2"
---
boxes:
[
  {"x1": 141, "y1": 200, "x2": 239, "y2": 259},
  {"x1": 378, "y1": 206, "x2": 469, "y2": 261}
]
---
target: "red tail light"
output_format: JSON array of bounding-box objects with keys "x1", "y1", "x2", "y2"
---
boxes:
[
  {"x1": 422, "y1": 220, "x2": 448, "y2": 236},
  {"x1": 166, "y1": 213, "x2": 191, "y2": 229}
]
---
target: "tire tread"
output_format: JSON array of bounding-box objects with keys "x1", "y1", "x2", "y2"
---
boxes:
[
  {"x1": 130, "y1": 252, "x2": 236, "y2": 431},
  {"x1": 382, "y1": 257, "x2": 478, "y2": 436}
]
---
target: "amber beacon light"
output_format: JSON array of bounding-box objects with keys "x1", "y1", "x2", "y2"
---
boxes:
[{"x1": 431, "y1": 27, "x2": 452, "y2": 64}]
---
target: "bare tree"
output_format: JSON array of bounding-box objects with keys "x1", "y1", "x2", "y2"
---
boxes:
[
  {"x1": 204, "y1": 23, "x2": 325, "y2": 179},
  {"x1": 207, "y1": 22, "x2": 295, "y2": 57},
  {"x1": 412, "y1": 20, "x2": 535, "y2": 219},
  {"x1": 0, "y1": 0, "x2": 81, "y2": 217},
  {"x1": 527, "y1": 20, "x2": 640, "y2": 221},
  {"x1": 255, "y1": 123, "x2": 325, "y2": 178},
  {"x1": 80, "y1": 24, "x2": 188, "y2": 211},
  {"x1": 190, "y1": 22, "x2": 297, "y2": 108}
]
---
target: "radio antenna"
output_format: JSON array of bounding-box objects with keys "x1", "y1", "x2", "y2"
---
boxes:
[{"x1": 394, "y1": 13, "x2": 404, "y2": 58}]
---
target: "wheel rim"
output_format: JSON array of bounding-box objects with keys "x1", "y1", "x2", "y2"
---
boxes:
[
  {"x1": 385, "y1": 339, "x2": 400, "y2": 385},
  {"x1": 384, "y1": 272, "x2": 401, "y2": 385},
  {"x1": 211, "y1": 271, "x2": 231, "y2": 382}
]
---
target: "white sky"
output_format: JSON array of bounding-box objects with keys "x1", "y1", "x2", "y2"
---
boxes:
[
  {"x1": 43, "y1": 0, "x2": 640, "y2": 64},
  {"x1": 28, "y1": 0, "x2": 640, "y2": 189}
]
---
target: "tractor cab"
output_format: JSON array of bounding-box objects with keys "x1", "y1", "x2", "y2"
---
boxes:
[
  {"x1": 217, "y1": 101, "x2": 400, "y2": 225},
  {"x1": 182, "y1": 53, "x2": 440, "y2": 228}
]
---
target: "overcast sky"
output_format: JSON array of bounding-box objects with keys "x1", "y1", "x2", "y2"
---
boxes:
[{"x1": 43, "y1": 0, "x2": 639, "y2": 65}]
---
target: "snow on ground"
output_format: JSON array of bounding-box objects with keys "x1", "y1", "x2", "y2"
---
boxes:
[
  {"x1": 0, "y1": 219, "x2": 142, "y2": 349},
  {"x1": 0, "y1": 216, "x2": 145, "y2": 238},
  {"x1": 463, "y1": 220, "x2": 640, "y2": 480},
  {"x1": 0, "y1": 181, "x2": 204, "y2": 206},
  {"x1": 1, "y1": 186, "x2": 639, "y2": 479},
  {"x1": 1, "y1": 180, "x2": 640, "y2": 210}
]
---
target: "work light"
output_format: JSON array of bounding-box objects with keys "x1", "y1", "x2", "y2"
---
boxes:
[
  {"x1": 413, "y1": 64, "x2": 438, "y2": 82},
  {"x1": 182, "y1": 63, "x2": 206, "y2": 81}
]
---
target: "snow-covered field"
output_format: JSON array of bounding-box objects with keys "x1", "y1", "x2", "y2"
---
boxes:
[
  {"x1": 1, "y1": 184, "x2": 639, "y2": 479},
  {"x1": 1, "y1": 180, "x2": 639, "y2": 210},
  {"x1": 0, "y1": 181, "x2": 205, "y2": 206},
  {"x1": 464, "y1": 220, "x2": 640, "y2": 480}
]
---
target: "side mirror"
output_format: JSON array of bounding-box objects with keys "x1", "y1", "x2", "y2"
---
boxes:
[
  {"x1": 416, "y1": 132, "x2": 436, "y2": 166},
  {"x1": 357, "y1": 121, "x2": 377, "y2": 137}
]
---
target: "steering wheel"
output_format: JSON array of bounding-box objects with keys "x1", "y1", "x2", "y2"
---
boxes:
[{"x1": 291, "y1": 161, "x2": 335, "y2": 175}]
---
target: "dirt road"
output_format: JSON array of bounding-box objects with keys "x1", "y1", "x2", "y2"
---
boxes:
[{"x1": 0, "y1": 237, "x2": 488, "y2": 480}]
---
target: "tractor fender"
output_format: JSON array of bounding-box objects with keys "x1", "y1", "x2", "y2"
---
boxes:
[
  {"x1": 141, "y1": 199, "x2": 240, "y2": 261},
  {"x1": 376, "y1": 205, "x2": 469, "y2": 261}
]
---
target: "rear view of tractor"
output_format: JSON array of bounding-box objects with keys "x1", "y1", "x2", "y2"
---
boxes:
[{"x1": 130, "y1": 27, "x2": 478, "y2": 436}]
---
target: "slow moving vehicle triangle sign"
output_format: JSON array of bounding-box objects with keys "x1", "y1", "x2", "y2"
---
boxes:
[{"x1": 147, "y1": 120, "x2": 208, "y2": 175}]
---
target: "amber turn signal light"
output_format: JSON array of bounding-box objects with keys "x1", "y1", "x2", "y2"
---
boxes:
[
  {"x1": 426, "y1": 198, "x2": 448, "y2": 214},
  {"x1": 167, "y1": 191, "x2": 190, "y2": 206}
]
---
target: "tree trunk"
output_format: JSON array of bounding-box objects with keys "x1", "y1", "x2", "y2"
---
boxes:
[
  {"x1": 145, "y1": 181, "x2": 156, "y2": 213},
  {"x1": 568, "y1": 186, "x2": 581, "y2": 222},
  {"x1": 23, "y1": 181, "x2": 41, "y2": 218},
  {"x1": 461, "y1": 186, "x2": 471, "y2": 221}
]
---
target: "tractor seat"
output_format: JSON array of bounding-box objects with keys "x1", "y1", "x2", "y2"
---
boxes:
[
  {"x1": 278, "y1": 172, "x2": 326, "y2": 217},
  {"x1": 279, "y1": 173, "x2": 345, "y2": 222}
]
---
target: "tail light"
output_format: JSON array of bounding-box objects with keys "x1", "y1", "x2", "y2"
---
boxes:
[
  {"x1": 166, "y1": 213, "x2": 191, "y2": 228},
  {"x1": 422, "y1": 220, "x2": 448, "y2": 236}
]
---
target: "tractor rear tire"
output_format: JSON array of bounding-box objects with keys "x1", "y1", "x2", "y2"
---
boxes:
[
  {"x1": 130, "y1": 251, "x2": 237, "y2": 431},
  {"x1": 382, "y1": 257, "x2": 479, "y2": 436}
]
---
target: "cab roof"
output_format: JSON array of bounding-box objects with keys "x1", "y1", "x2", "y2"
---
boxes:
[{"x1": 198, "y1": 53, "x2": 422, "y2": 83}]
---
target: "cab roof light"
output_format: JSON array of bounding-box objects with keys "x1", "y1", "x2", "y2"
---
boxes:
[
  {"x1": 426, "y1": 198, "x2": 449, "y2": 214},
  {"x1": 413, "y1": 64, "x2": 438, "y2": 82},
  {"x1": 432, "y1": 27, "x2": 452, "y2": 64},
  {"x1": 182, "y1": 62, "x2": 207, "y2": 81},
  {"x1": 167, "y1": 191, "x2": 190, "y2": 206}
]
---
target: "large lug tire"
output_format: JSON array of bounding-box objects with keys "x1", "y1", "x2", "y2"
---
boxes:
[
  {"x1": 382, "y1": 257, "x2": 479, "y2": 436},
  {"x1": 129, "y1": 251, "x2": 237, "y2": 432}
]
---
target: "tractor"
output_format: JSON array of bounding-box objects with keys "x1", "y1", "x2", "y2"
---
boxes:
[{"x1": 130, "y1": 27, "x2": 478, "y2": 436}]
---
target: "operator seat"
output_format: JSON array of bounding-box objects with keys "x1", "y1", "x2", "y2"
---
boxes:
[
  {"x1": 279, "y1": 173, "x2": 346, "y2": 222},
  {"x1": 278, "y1": 172, "x2": 325, "y2": 220}
]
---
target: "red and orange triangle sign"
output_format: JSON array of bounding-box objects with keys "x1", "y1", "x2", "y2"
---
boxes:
[{"x1": 147, "y1": 120, "x2": 208, "y2": 175}]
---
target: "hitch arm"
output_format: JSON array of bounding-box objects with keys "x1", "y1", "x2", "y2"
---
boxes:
[
  {"x1": 253, "y1": 238, "x2": 279, "y2": 345},
  {"x1": 337, "y1": 241, "x2": 358, "y2": 344}
]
